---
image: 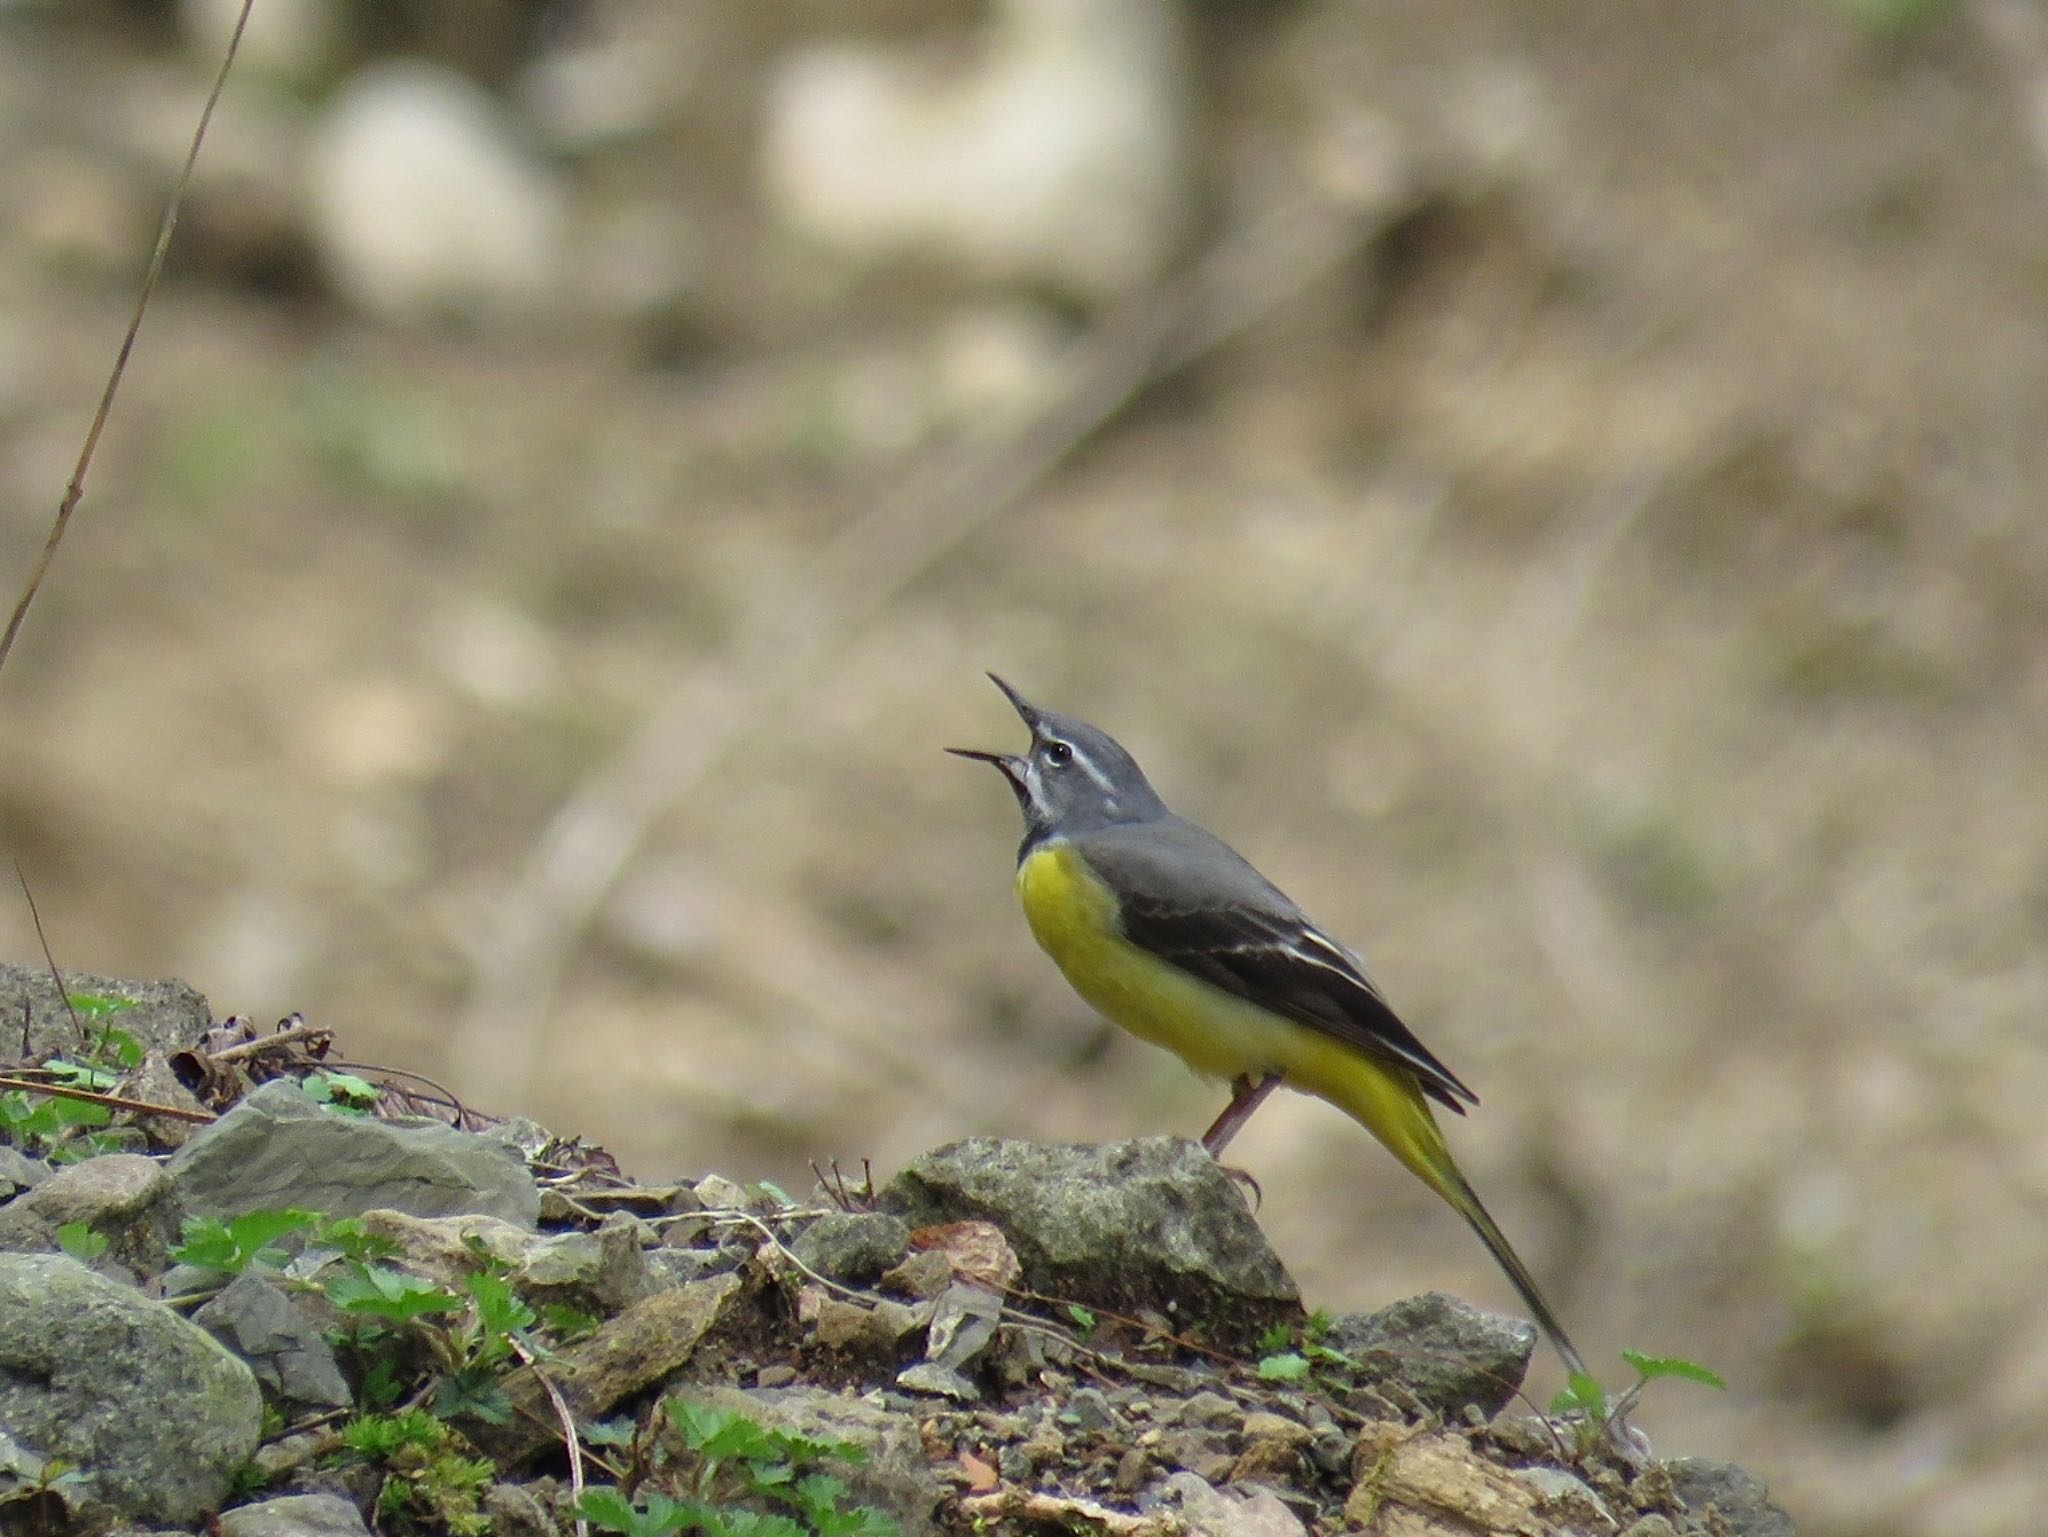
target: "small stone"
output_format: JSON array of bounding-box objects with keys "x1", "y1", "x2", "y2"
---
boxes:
[
  {"x1": 0, "y1": 1146, "x2": 50, "y2": 1195},
  {"x1": 755, "y1": 1364, "x2": 799, "y2": 1389},
  {"x1": 998, "y1": 1443, "x2": 1035, "y2": 1481},
  {"x1": 1664, "y1": 1458, "x2": 1795, "y2": 1537},
  {"x1": 0, "y1": 1153, "x2": 181, "y2": 1275},
  {"x1": 1174, "y1": 1390, "x2": 1240, "y2": 1428},
  {"x1": 792, "y1": 1211, "x2": 911, "y2": 1285},
  {"x1": 1322, "y1": 1292, "x2": 1536, "y2": 1418},
  {"x1": 194, "y1": 1272, "x2": 352, "y2": 1410},
  {"x1": 215, "y1": 1492, "x2": 371, "y2": 1536},
  {"x1": 1113, "y1": 1447, "x2": 1149, "y2": 1495},
  {"x1": 1165, "y1": 1470, "x2": 1308, "y2": 1537},
  {"x1": 692, "y1": 1173, "x2": 752, "y2": 1210},
  {"x1": 1060, "y1": 1386, "x2": 1122, "y2": 1434},
  {"x1": 1620, "y1": 1517, "x2": 1679, "y2": 1537},
  {"x1": 879, "y1": 1248, "x2": 953, "y2": 1299},
  {"x1": 1518, "y1": 1465, "x2": 1616, "y2": 1527}
]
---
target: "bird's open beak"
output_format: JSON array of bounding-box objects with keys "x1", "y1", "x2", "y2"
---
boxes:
[
  {"x1": 984, "y1": 672, "x2": 1038, "y2": 726},
  {"x1": 944, "y1": 746, "x2": 1027, "y2": 790},
  {"x1": 947, "y1": 674, "x2": 1036, "y2": 795}
]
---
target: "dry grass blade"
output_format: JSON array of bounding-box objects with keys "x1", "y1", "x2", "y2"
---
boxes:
[{"x1": 0, "y1": 0, "x2": 254, "y2": 679}]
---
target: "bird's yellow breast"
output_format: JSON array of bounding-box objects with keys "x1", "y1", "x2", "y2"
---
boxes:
[
  {"x1": 1013, "y1": 841, "x2": 1454, "y2": 1189},
  {"x1": 1017, "y1": 841, "x2": 1297, "y2": 1082}
]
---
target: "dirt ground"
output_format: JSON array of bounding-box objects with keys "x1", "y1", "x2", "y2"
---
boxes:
[{"x1": 3, "y1": 4, "x2": 2045, "y2": 1534}]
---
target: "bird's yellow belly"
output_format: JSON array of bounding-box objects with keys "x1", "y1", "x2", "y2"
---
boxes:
[{"x1": 1017, "y1": 843, "x2": 1303, "y2": 1082}]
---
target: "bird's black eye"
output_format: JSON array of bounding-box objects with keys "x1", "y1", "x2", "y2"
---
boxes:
[{"x1": 1043, "y1": 740, "x2": 1074, "y2": 767}]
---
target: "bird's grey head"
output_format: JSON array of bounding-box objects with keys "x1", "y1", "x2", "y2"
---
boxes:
[{"x1": 948, "y1": 674, "x2": 1168, "y2": 851}]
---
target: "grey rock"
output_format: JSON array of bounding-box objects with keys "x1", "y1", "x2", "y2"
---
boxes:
[
  {"x1": 0, "y1": 1152, "x2": 182, "y2": 1274},
  {"x1": 1163, "y1": 1470, "x2": 1307, "y2": 1537},
  {"x1": 1323, "y1": 1291, "x2": 1535, "y2": 1418},
  {"x1": 168, "y1": 1079, "x2": 539, "y2": 1226},
  {"x1": 519, "y1": 1217, "x2": 657, "y2": 1314},
  {"x1": 481, "y1": 1479, "x2": 560, "y2": 1537},
  {"x1": 0, "y1": 1145, "x2": 50, "y2": 1195},
  {"x1": 215, "y1": 1492, "x2": 371, "y2": 1537},
  {"x1": 1061, "y1": 1386, "x2": 1123, "y2": 1433},
  {"x1": 792, "y1": 1211, "x2": 911, "y2": 1285},
  {"x1": 672, "y1": 1386, "x2": 945, "y2": 1537},
  {"x1": 895, "y1": 1361, "x2": 980, "y2": 1401},
  {"x1": 881, "y1": 1138, "x2": 1297, "y2": 1348},
  {"x1": 1621, "y1": 1517, "x2": 1680, "y2": 1537},
  {"x1": 1665, "y1": 1458, "x2": 1796, "y2": 1537},
  {"x1": 1173, "y1": 1389, "x2": 1240, "y2": 1428},
  {"x1": 194, "y1": 1271, "x2": 352, "y2": 1410},
  {"x1": 0, "y1": 1253, "x2": 261, "y2": 1525},
  {"x1": 1518, "y1": 1465, "x2": 1617, "y2": 1527},
  {"x1": 0, "y1": 963, "x2": 212, "y2": 1058}
]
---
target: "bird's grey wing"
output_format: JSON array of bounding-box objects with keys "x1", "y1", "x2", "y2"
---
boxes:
[{"x1": 1078, "y1": 819, "x2": 1478, "y2": 1113}]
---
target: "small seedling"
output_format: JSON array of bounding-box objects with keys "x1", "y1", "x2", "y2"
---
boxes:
[
  {"x1": 1550, "y1": 1348, "x2": 1727, "y2": 1453},
  {"x1": 55, "y1": 1222, "x2": 108, "y2": 1263},
  {"x1": 303, "y1": 1070, "x2": 381, "y2": 1113},
  {"x1": 169, "y1": 1209, "x2": 321, "y2": 1276}
]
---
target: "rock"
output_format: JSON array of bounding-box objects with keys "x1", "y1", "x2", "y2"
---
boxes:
[
  {"x1": 481, "y1": 1479, "x2": 559, "y2": 1537},
  {"x1": 761, "y1": 0, "x2": 1191, "y2": 302},
  {"x1": 881, "y1": 1138, "x2": 1298, "y2": 1349},
  {"x1": 792, "y1": 1211, "x2": 911, "y2": 1285},
  {"x1": 167, "y1": 1079, "x2": 539, "y2": 1226},
  {"x1": 518, "y1": 1217, "x2": 658, "y2": 1315},
  {"x1": 1322, "y1": 1292, "x2": 1536, "y2": 1418},
  {"x1": 1231, "y1": 1411, "x2": 1313, "y2": 1483},
  {"x1": 0, "y1": 1152, "x2": 181, "y2": 1274},
  {"x1": 0, "y1": 963, "x2": 212, "y2": 1058},
  {"x1": 670, "y1": 1386, "x2": 947, "y2": 1537},
  {"x1": 1664, "y1": 1458, "x2": 1796, "y2": 1537},
  {"x1": 1061, "y1": 1385, "x2": 1123, "y2": 1433},
  {"x1": 1517, "y1": 1465, "x2": 1619, "y2": 1529},
  {"x1": 349, "y1": 1209, "x2": 538, "y2": 1284},
  {"x1": 468, "y1": 1272, "x2": 746, "y2": 1466},
  {"x1": 194, "y1": 1271, "x2": 352, "y2": 1411},
  {"x1": 215, "y1": 1492, "x2": 372, "y2": 1537},
  {"x1": 307, "y1": 61, "x2": 565, "y2": 322},
  {"x1": 0, "y1": 1146, "x2": 49, "y2": 1196},
  {"x1": 0, "y1": 1253, "x2": 261, "y2": 1526},
  {"x1": 1164, "y1": 1470, "x2": 1309, "y2": 1537}
]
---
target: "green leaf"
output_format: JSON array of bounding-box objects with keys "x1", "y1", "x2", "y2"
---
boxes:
[
  {"x1": 1254, "y1": 1322, "x2": 1294, "y2": 1355},
  {"x1": 1620, "y1": 1350, "x2": 1726, "y2": 1390},
  {"x1": 170, "y1": 1209, "x2": 320, "y2": 1274},
  {"x1": 43, "y1": 1058, "x2": 121, "y2": 1092},
  {"x1": 327, "y1": 1264, "x2": 464, "y2": 1321},
  {"x1": 1257, "y1": 1351, "x2": 1312, "y2": 1383},
  {"x1": 542, "y1": 1303, "x2": 601, "y2": 1340},
  {"x1": 671, "y1": 1401, "x2": 780, "y2": 1463},
  {"x1": 303, "y1": 1071, "x2": 381, "y2": 1112},
  {"x1": 434, "y1": 1365, "x2": 513, "y2": 1424},
  {"x1": 1550, "y1": 1370, "x2": 1608, "y2": 1420},
  {"x1": 56, "y1": 1222, "x2": 109, "y2": 1262},
  {"x1": 1065, "y1": 1304, "x2": 1097, "y2": 1336},
  {"x1": 98, "y1": 1027, "x2": 145, "y2": 1068},
  {"x1": 65, "y1": 993, "x2": 138, "y2": 1023},
  {"x1": 465, "y1": 1269, "x2": 536, "y2": 1340},
  {"x1": 314, "y1": 1216, "x2": 402, "y2": 1263},
  {"x1": 341, "y1": 1409, "x2": 443, "y2": 1459},
  {"x1": 580, "y1": 1415, "x2": 640, "y2": 1448}
]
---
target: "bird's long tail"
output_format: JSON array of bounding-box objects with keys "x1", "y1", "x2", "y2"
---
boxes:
[{"x1": 1295, "y1": 1038, "x2": 1589, "y2": 1382}]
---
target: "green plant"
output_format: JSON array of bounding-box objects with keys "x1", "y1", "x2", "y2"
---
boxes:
[
  {"x1": 302, "y1": 1070, "x2": 382, "y2": 1113},
  {"x1": 1253, "y1": 1309, "x2": 1355, "y2": 1386},
  {"x1": 55, "y1": 1222, "x2": 108, "y2": 1263},
  {"x1": 170, "y1": 1209, "x2": 321, "y2": 1275},
  {"x1": 340, "y1": 1411, "x2": 495, "y2": 1536},
  {"x1": 576, "y1": 1401, "x2": 900, "y2": 1537},
  {"x1": 1550, "y1": 1349, "x2": 1726, "y2": 1453}
]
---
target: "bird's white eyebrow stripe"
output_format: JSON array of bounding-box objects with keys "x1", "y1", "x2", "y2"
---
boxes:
[{"x1": 1073, "y1": 744, "x2": 1121, "y2": 800}]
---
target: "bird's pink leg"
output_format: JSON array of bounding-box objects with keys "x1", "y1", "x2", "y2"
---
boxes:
[{"x1": 1201, "y1": 1073, "x2": 1283, "y2": 1156}]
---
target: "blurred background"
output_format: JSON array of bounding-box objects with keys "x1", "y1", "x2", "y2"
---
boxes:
[{"x1": 1, "y1": 1, "x2": 2044, "y2": 1531}]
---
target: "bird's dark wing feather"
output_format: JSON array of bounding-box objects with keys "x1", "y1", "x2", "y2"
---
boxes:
[{"x1": 1077, "y1": 819, "x2": 1479, "y2": 1114}]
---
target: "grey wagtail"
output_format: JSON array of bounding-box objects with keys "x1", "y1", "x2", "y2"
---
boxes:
[{"x1": 950, "y1": 673, "x2": 1590, "y2": 1382}]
